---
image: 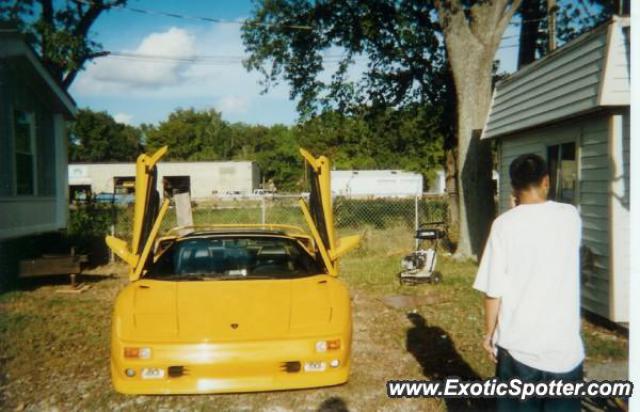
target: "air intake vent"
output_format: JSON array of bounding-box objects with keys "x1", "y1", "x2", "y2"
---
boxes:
[
  {"x1": 168, "y1": 365, "x2": 186, "y2": 378},
  {"x1": 280, "y1": 361, "x2": 301, "y2": 373}
]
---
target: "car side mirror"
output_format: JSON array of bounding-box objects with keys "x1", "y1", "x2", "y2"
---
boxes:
[{"x1": 330, "y1": 235, "x2": 361, "y2": 260}]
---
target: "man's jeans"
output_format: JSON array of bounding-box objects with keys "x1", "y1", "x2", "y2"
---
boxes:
[{"x1": 496, "y1": 346, "x2": 583, "y2": 412}]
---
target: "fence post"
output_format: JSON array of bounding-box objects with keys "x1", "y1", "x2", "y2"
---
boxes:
[
  {"x1": 415, "y1": 194, "x2": 419, "y2": 249},
  {"x1": 174, "y1": 192, "x2": 193, "y2": 227},
  {"x1": 109, "y1": 223, "x2": 115, "y2": 263}
]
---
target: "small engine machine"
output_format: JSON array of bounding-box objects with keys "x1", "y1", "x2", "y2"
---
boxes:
[{"x1": 399, "y1": 223, "x2": 445, "y2": 285}]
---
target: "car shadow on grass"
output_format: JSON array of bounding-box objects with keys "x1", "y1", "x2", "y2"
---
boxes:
[{"x1": 406, "y1": 312, "x2": 494, "y2": 411}]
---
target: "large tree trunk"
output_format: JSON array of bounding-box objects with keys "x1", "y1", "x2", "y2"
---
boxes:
[
  {"x1": 441, "y1": 69, "x2": 459, "y2": 245},
  {"x1": 437, "y1": 0, "x2": 521, "y2": 259},
  {"x1": 450, "y1": 51, "x2": 495, "y2": 258}
]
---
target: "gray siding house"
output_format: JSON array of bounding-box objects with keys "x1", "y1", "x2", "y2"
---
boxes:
[
  {"x1": 0, "y1": 27, "x2": 77, "y2": 240},
  {"x1": 483, "y1": 17, "x2": 630, "y2": 323}
]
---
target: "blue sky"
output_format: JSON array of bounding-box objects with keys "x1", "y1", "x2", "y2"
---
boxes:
[{"x1": 70, "y1": 0, "x2": 521, "y2": 126}]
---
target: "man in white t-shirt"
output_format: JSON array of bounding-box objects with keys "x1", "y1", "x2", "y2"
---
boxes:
[{"x1": 474, "y1": 153, "x2": 584, "y2": 412}]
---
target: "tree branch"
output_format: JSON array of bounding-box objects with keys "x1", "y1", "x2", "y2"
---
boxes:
[
  {"x1": 73, "y1": 1, "x2": 104, "y2": 37},
  {"x1": 40, "y1": 0, "x2": 54, "y2": 24},
  {"x1": 496, "y1": 0, "x2": 524, "y2": 44},
  {"x1": 38, "y1": 0, "x2": 61, "y2": 79},
  {"x1": 62, "y1": 69, "x2": 80, "y2": 90}
]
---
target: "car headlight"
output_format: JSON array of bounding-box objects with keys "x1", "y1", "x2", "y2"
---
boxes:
[
  {"x1": 315, "y1": 339, "x2": 341, "y2": 352},
  {"x1": 124, "y1": 347, "x2": 152, "y2": 359}
]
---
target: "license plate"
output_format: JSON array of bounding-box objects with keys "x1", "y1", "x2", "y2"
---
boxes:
[
  {"x1": 141, "y1": 368, "x2": 165, "y2": 379},
  {"x1": 304, "y1": 362, "x2": 327, "y2": 372}
]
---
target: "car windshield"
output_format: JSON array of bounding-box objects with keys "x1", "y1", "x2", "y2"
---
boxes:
[{"x1": 146, "y1": 235, "x2": 322, "y2": 280}]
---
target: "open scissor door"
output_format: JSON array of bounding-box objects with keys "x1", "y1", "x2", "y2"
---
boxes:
[
  {"x1": 106, "y1": 147, "x2": 170, "y2": 281},
  {"x1": 299, "y1": 149, "x2": 360, "y2": 276}
]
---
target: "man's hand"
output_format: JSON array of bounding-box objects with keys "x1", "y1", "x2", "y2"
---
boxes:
[
  {"x1": 483, "y1": 334, "x2": 497, "y2": 363},
  {"x1": 482, "y1": 296, "x2": 500, "y2": 363}
]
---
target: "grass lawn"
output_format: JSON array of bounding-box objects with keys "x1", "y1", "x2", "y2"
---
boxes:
[{"x1": 0, "y1": 228, "x2": 628, "y2": 411}]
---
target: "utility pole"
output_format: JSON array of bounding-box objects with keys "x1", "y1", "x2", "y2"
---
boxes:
[
  {"x1": 618, "y1": 0, "x2": 630, "y2": 15},
  {"x1": 547, "y1": 0, "x2": 557, "y2": 51},
  {"x1": 517, "y1": 0, "x2": 544, "y2": 69}
]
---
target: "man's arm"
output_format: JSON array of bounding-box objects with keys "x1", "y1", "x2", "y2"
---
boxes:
[
  {"x1": 473, "y1": 221, "x2": 506, "y2": 364},
  {"x1": 482, "y1": 296, "x2": 500, "y2": 363}
]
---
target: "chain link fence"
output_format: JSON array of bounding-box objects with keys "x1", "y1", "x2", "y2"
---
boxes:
[
  {"x1": 153, "y1": 194, "x2": 446, "y2": 230},
  {"x1": 70, "y1": 194, "x2": 448, "y2": 263}
]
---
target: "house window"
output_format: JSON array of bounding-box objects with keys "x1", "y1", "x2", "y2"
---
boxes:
[
  {"x1": 13, "y1": 110, "x2": 36, "y2": 195},
  {"x1": 547, "y1": 142, "x2": 577, "y2": 204}
]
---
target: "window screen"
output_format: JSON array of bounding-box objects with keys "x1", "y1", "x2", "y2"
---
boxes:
[
  {"x1": 547, "y1": 142, "x2": 577, "y2": 204},
  {"x1": 14, "y1": 110, "x2": 35, "y2": 195}
]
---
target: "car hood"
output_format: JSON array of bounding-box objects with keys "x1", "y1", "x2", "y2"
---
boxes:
[{"x1": 118, "y1": 275, "x2": 335, "y2": 342}]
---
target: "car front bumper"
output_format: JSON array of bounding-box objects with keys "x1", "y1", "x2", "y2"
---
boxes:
[{"x1": 111, "y1": 338, "x2": 350, "y2": 395}]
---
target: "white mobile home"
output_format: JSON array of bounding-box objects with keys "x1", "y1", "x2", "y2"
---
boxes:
[
  {"x1": 69, "y1": 161, "x2": 260, "y2": 201},
  {"x1": 483, "y1": 17, "x2": 630, "y2": 323},
  {"x1": 0, "y1": 27, "x2": 77, "y2": 241},
  {"x1": 331, "y1": 170, "x2": 424, "y2": 198}
]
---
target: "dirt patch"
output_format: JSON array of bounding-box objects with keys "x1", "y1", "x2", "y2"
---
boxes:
[
  {"x1": 381, "y1": 293, "x2": 445, "y2": 310},
  {"x1": 585, "y1": 360, "x2": 628, "y2": 381}
]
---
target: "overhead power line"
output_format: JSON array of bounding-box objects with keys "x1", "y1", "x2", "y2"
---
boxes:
[
  {"x1": 509, "y1": 15, "x2": 549, "y2": 25},
  {"x1": 76, "y1": 0, "x2": 542, "y2": 32},
  {"x1": 73, "y1": 0, "x2": 313, "y2": 30},
  {"x1": 72, "y1": 0, "x2": 524, "y2": 65},
  {"x1": 102, "y1": 45, "x2": 519, "y2": 66},
  {"x1": 103, "y1": 51, "x2": 362, "y2": 65}
]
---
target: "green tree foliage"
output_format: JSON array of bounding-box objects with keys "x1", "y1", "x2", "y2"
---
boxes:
[
  {"x1": 138, "y1": 106, "x2": 444, "y2": 192},
  {"x1": 295, "y1": 106, "x2": 443, "y2": 184},
  {"x1": 556, "y1": 0, "x2": 619, "y2": 43},
  {"x1": 242, "y1": 0, "x2": 452, "y2": 122},
  {"x1": 143, "y1": 108, "x2": 225, "y2": 161},
  {"x1": 143, "y1": 108, "x2": 303, "y2": 190},
  {"x1": 253, "y1": 125, "x2": 301, "y2": 191},
  {"x1": 240, "y1": 0, "x2": 453, "y2": 190},
  {"x1": 69, "y1": 109, "x2": 141, "y2": 162},
  {"x1": 1, "y1": 0, "x2": 127, "y2": 88}
]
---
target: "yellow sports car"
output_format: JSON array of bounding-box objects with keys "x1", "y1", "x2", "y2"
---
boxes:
[{"x1": 106, "y1": 147, "x2": 360, "y2": 394}]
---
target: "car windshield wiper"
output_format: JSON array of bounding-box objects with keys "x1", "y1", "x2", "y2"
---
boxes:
[
  {"x1": 176, "y1": 274, "x2": 272, "y2": 281},
  {"x1": 235, "y1": 274, "x2": 273, "y2": 279},
  {"x1": 150, "y1": 273, "x2": 222, "y2": 281}
]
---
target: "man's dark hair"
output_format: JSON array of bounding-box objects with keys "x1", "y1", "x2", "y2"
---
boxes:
[{"x1": 509, "y1": 154, "x2": 548, "y2": 191}]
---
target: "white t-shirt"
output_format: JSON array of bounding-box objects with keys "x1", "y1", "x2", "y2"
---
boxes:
[{"x1": 473, "y1": 200, "x2": 584, "y2": 373}]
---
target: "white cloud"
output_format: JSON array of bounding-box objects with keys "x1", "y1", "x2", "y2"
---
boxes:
[
  {"x1": 75, "y1": 27, "x2": 197, "y2": 91},
  {"x1": 74, "y1": 25, "x2": 262, "y2": 97},
  {"x1": 215, "y1": 95, "x2": 249, "y2": 115},
  {"x1": 70, "y1": 23, "x2": 368, "y2": 125},
  {"x1": 113, "y1": 112, "x2": 133, "y2": 125}
]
